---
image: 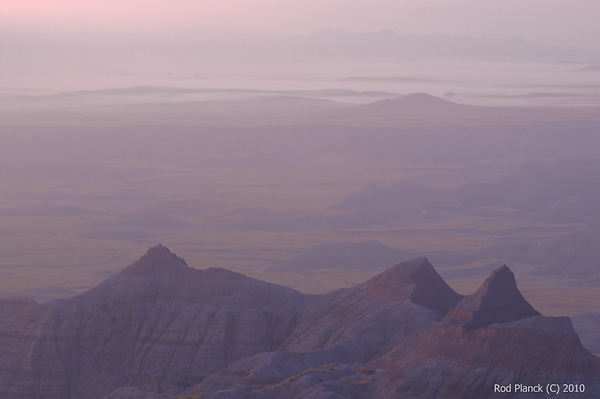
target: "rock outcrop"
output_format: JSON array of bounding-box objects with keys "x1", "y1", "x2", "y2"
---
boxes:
[
  {"x1": 1, "y1": 246, "x2": 599, "y2": 399},
  {"x1": 0, "y1": 245, "x2": 306, "y2": 399},
  {"x1": 445, "y1": 264, "x2": 540, "y2": 329},
  {"x1": 283, "y1": 257, "x2": 461, "y2": 359}
]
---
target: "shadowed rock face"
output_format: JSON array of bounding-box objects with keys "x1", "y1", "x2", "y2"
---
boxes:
[
  {"x1": 281, "y1": 257, "x2": 460, "y2": 361},
  {"x1": 363, "y1": 257, "x2": 463, "y2": 316},
  {"x1": 445, "y1": 264, "x2": 540, "y2": 329},
  {"x1": 116, "y1": 244, "x2": 189, "y2": 276},
  {"x1": 0, "y1": 245, "x2": 307, "y2": 399},
  {"x1": 377, "y1": 265, "x2": 596, "y2": 399},
  {"x1": 1, "y1": 246, "x2": 599, "y2": 399},
  {"x1": 406, "y1": 258, "x2": 464, "y2": 316}
]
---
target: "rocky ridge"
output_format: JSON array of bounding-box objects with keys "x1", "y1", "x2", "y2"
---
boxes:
[
  {"x1": 445, "y1": 265, "x2": 541, "y2": 329},
  {"x1": 0, "y1": 245, "x2": 598, "y2": 399}
]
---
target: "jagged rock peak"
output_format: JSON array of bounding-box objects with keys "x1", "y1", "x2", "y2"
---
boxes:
[
  {"x1": 366, "y1": 257, "x2": 432, "y2": 287},
  {"x1": 407, "y1": 257, "x2": 464, "y2": 316},
  {"x1": 445, "y1": 264, "x2": 541, "y2": 329},
  {"x1": 145, "y1": 243, "x2": 177, "y2": 257},
  {"x1": 119, "y1": 244, "x2": 189, "y2": 276},
  {"x1": 366, "y1": 257, "x2": 463, "y2": 316},
  {"x1": 384, "y1": 256, "x2": 435, "y2": 276}
]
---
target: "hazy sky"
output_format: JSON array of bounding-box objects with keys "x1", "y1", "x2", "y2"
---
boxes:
[
  {"x1": 3, "y1": 0, "x2": 600, "y2": 49},
  {"x1": 3, "y1": 0, "x2": 600, "y2": 92}
]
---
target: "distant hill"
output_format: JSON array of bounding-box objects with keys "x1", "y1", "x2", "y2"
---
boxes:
[
  {"x1": 337, "y1": 93, "x2": 600, "y2": 127},
  {"x1": 465, "y1": 224, "x2": 600, "y2": 282},
  {"x1": 337, "y1": 158, "x2": 600, "y2": 226},
  {"x1": 355, "y1": 93, "x2": 463, "y2": 111},
  {"x1": 4, "y1": 89, "x2": 600, "y2": 127},
  {"x1": 522, "y1": 225, "x2": 600, "y2": 280}
]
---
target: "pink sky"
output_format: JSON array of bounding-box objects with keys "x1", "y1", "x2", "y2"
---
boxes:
[
  {"x1": 2, "y1": 0, "x2": 599, "y2": 92},
  {"x1": 3, "y1": 0, "x2": 600, "y2": 49}
]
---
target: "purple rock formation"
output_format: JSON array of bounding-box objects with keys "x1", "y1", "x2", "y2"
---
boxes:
[
  {"x1": 1, "y1": 246, "x2": 598, "y2": 399},
  {"x1": 445, "y1": 264, "x2": 540, "y2": 329}
]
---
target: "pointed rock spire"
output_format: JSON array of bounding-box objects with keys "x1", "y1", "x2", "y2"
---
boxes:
[
  {"x1": 445, "y1": 265, "x2": 541, "y2": 329},
  {"x1": 365, "y1": 257, "x2": 463, "y2": 316},
  {"x1": 409, "y1": 258, "x2": 464, "y2": 316},
  {"x1": 117, "y1": 244, "x2": 189, "y2": 277}
]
